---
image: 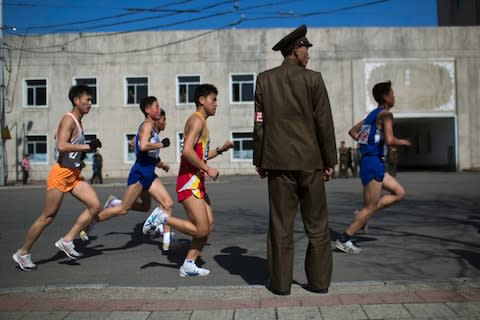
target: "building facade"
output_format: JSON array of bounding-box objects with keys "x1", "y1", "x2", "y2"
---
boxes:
[{"x1": 2, "y1": 26, "x2": 480, "y2": 181}]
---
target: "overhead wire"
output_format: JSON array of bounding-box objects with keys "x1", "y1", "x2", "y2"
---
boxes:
[{"x1": 2, "y1": 0, "x2": 299, "y2": 54}]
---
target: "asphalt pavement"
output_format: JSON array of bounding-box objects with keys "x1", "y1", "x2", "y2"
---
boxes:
[{"x1": 0, "y1": 171, "x2": 479, "y2": 319}]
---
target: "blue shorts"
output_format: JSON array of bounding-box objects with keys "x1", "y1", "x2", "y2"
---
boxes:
[
  {"x1": 359, "y1": 156, "x2": 385, "y2": 186},
  {"x1": 127, "y1": 162, "x2": 157, "y2": 190}
]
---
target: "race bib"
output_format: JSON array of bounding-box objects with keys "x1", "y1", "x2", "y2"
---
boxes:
[{"x1": 357, "y1": 125, "x2": 371, "y2": 144}]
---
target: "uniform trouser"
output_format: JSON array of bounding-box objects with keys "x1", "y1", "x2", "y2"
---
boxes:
[{"x1": 267, "y1": 169, "x2": 332, "y2": 292}]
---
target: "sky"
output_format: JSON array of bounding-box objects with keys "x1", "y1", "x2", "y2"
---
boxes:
[{"x1": 3, "y1": 0, "x2": 438, "y2": 36}]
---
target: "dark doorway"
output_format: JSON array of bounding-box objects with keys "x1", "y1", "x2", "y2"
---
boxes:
[{"x1": 394, "y1": 117, "x2": 456, "y2": 171}]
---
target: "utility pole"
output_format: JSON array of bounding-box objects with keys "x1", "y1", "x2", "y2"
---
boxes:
[{"x1": 0, "y1": 0, "x2": 5, "y2": 186}]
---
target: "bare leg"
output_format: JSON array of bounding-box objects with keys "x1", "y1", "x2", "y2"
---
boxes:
[
  {"x1": 19, "y1": 188, "x2": 64, "y2": 254},
  {"x1": 131, "y1": 190, "x2": 152, "y2": 212},
  {"x1": 165, "y1": 195, "x2": 213, "y2": 262},
  {"x1": 148, "y1": 179, "x2": 174, "y2": 233},
  {"x1": 345, "y1": 180, "x2": 382, "y2": 236},
  {"x1": 346, "y1": 173, "x2": 406, "y2": 236},
  {"x1": 63, "y1": 181, "x2": 101, "y2": 242},
  {"x1": 96, "y1": 182, "x2": 143, "y2": 222}
]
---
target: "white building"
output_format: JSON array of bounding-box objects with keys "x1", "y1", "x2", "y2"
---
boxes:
[{"x1": 2, "y1": 26, "x2": 479, "y2": 182}]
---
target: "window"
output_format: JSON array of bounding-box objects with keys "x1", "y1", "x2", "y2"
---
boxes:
[
  {"x1": 25, "y1": 79, "x2": 47, "y2": 107},
  {"x1": 125, "y1": 134, "x2": 136, "y2": 162},
  {"x1": 177, "y1": 75, "x2": 200, "y2": 104},
  {"x1": 177, "y1": 132, "x2": 184, "y2": 162},
  {"x1": 125, "y1": 77, "x2": 148, "y2": 105},
  {"x1": 25, "y1": 135, "x2": 48, "y2": 163},
  {"x1": 232, "y1": 132, "x2": 253, "y2": 160},
  {"x1": 74, "y1": 78, "x2": 98, "y2": 105},
  {"x1": 84, "y1": 134, "x2": 98, "y2": 162},
  {"x1": 231, "y1": 74, "x2": 254, "y2": 103}
]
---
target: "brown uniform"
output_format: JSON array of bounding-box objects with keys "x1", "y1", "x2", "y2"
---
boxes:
[{"x1": 254, "y1": 48, "x2": 337, "y2": 293}]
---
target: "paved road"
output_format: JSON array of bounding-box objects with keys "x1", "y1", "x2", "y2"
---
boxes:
[{"x1": 1, "y1": 172, "x2": 479, "y2": 288}]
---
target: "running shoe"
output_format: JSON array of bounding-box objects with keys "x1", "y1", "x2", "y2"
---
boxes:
[
  {"x1": 353, "y1": 209, "x2": 369, "y2": 233},
  {"x1": 142, "y1": 207, "x2": 165, "y2": 235},
  {"x1": 55, "y1": 238, "x2": 81, "y2": 259},
  {"x1": 12, "y1": 250, "x2": 37, "y2": 271},
  {"x1": 179, "y1": 264, "x2": 210, "y2": 277},
  {"x1": 79, "y1": 219, "x2": 96, "y2": 242},
  {"x1": 104, "y1": 195, "x2": 119, "y2": 208},
  {"x1": 335, "y1": 239, "x2": 362, "y2": 254},
  {"x1": 79, "y1": 230, "x2": 89, "y2": 242}
]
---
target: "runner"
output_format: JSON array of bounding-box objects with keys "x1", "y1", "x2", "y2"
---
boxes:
[{"x1": 336, "y1": 81, "x2": 412, "y2": 253}]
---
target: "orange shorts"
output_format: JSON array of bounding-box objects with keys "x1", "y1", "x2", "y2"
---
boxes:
[{"x1": 46, "y1": 163, "x2": 84, "y2": 192}]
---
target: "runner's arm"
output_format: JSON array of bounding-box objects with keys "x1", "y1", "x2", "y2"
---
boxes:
[{"x1": 56, "y1": 115, "x2": 90, "y2": 153}]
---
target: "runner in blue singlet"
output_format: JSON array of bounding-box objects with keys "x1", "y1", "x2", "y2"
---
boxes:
[{"x1": 336, "y1": 81, "x2": 412, "y2": 254}]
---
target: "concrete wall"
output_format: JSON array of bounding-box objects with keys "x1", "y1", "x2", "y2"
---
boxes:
[{"x1": 2, "y1": 26, "x2": 479, "y2": 181}]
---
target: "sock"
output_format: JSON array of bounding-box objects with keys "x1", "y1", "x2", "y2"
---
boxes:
[
  {"x1": 112, "y1": 199, "x2": 122, "y2": 206},
  {"x1": 163, "y1": 232, "x2": 171, "y2": 244},
  {"x1": 338, "y1": 232, "x2": 352, "y2": 242},
  {"x1": 183, "y1": 259, "x2": 195, "y2": 270},
  {"x1": 156, "y1": 224, "x2": 164, "y2": 235}
]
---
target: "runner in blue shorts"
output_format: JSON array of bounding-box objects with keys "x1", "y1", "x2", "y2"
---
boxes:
[
  {"x1": 86, "y1": 97, "x2": 176, "y2": 249},
  {"x1": 336, "y1": 81, "x2": 412, "y2": 254}
]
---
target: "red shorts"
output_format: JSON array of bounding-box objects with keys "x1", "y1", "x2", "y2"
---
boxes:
[
  {"x1": 177, "y1": 188, "x2": 206, "y2": 202},
  {"x1": 176, "y1": 172, "x2": 206, "y2": 202}
]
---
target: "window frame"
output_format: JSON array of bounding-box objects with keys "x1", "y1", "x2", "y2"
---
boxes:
[
  {"x1": 231, "y1": 130, "x2": 254, "y2": 161},
  {"x1": 229, "y1": 73, "x2": 255, "y2": 104},
  {"x1": 25, "y1": 134, "x2": 49, "y2": 164},
  {"x1": 124, "y1": 76, "x2": 149, "y2": 107},
  {"x1": 73, "y1": 77, "x2": 98, "y2": 106},
  {"x1": 125, "y1": 133, "x2": 136, "y2": 163},
  {"x1": 176, "y1": 75, "x2": 201, "y2": 106},
  {"x1": 23, "y1": 78, "x2": 48, "y2": 108},
  {"x1": 176, "y1": 131, "x2": 184, "y2": 163},
  {"x1": 84, "y1": 133, "x2": 99, "y2": 163}
]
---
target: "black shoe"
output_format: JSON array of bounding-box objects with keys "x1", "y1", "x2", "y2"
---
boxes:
[
  {"x1": 266, "y1": 284, "x2": 290, "y2": 296},
  {"x1": 302, "y1": 285, "x2": 328, "y2": 294}
]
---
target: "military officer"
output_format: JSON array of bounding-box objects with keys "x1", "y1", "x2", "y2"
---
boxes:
[{"x1": 253, "y1": 25, "x2": 337, "y2": 295}]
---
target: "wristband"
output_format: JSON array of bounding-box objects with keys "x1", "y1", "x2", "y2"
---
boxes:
[{"x1": 216, "y1": 147, "x2": 223, "y2": 155}]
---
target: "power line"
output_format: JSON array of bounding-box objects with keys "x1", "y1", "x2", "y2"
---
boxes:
[
  {"x1": 3, "y1": 0, "x2": 291, "y2": 53},
  {"x1": 5, "y1": 0, "x2": 196, "y2": 33},
  {"x1": 47, "y1": 0, "x2": 232, "y2": 34}
]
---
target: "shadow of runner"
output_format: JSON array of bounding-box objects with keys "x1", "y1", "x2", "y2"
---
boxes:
[
  {"x1": 449, "y1": 249, "x2": 480, "y2": 270},
  {"x1": 214, "y1": 246, "x2": 268, "y2": 285}
]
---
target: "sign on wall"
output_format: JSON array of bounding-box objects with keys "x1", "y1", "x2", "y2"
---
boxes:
[{"x1": 364, "y1": 59, "x2": 456, "y2": 113}]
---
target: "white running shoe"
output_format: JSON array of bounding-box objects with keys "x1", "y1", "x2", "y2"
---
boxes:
[
  {"x1": 79, "y1": 230, "x2": 89, "y2": 242},
  {"x1": 12, "y1": 250, "x2": 37, "y2": 271},
  {"x1": 335, "y1": 240, "x2": 362, "y2": 254},
  {"x1": 353, "y1": 209, "x2": 369, "y2": 233},
  {"x1": 143, "y1": 207, "x2": 165, "y2": 235},
  {"x1": 104, "y1": 195, "x2": 119, "y2": 209},
  {"x1": 55, "y1": 238, "x2": 81, "y2": 259},
  {"x1": 179, "y1": 264, "x2": 210, "y2": 277}
]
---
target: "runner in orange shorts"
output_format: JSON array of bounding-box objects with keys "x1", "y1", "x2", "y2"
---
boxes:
[{"x1": 12, "y1": 85, "x2": 102, "y2": 271}]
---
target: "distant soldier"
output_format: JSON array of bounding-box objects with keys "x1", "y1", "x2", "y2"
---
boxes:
[{"x1": 338, "y1": 141, "x2": 349, "y2": 178}]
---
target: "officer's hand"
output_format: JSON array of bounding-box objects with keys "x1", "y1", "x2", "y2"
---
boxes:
[
  {"x1": 161, "y1": 138, "x2": 170, "y2": 148},
  {"x1": 257, "y1": 167, "x2": 268, "y2": 178},
  {"x1": 323, "y1": 167, "x2": 334, "y2": 181}
]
